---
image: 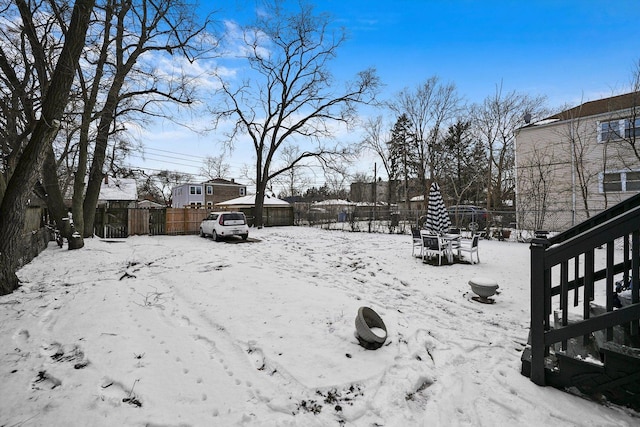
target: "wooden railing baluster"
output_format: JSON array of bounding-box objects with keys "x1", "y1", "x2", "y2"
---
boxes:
[
  {"x1": 525, "y1": 194, "x2": 640, "y2": 392},
  {"x1": 561, "y1": 261, "x2": 569, "y2": 351}
]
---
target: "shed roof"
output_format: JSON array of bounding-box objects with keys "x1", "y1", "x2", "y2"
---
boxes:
[{"x1": 99, "y1": 177, "x2": 138, "y2": 201}]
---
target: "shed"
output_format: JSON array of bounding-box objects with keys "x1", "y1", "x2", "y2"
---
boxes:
[
  {"x1": 216, "y1": 194, "x2": 294, "y2": 226},
  {"x1": 98, "y1": 176, "x2": 138, "y2": 208}
]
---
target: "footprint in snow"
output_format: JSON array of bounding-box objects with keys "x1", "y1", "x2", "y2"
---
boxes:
[
  {"x1": 13, "y1": 329, "x2": 30, "y2": 347},
  {"x1": 31, "y1": 370, "x2": 62, "y2": 390}
]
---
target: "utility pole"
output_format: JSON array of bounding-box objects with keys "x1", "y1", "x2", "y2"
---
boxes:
[{"x1": 373, "y1": 163, "x2": 377, "y2": 221}]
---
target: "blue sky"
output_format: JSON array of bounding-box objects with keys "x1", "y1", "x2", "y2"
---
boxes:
[
  {"x1": 130, "y1": 0, "x2": 640, "y2": 190},
  {"x1": 309, "y1": 0, "x2": 640, "y2": 107}
]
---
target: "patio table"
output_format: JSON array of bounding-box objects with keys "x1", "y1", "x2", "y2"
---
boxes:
[{"x1": 421, "y1": 231, "x2": 461, "y2": 264}]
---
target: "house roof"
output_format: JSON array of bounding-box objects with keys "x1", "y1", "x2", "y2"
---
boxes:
[
  {"x1": 204, "y1": 178, "x2": 244, "y2": 186},
  {"x1": 216, "y1": 194, "x2": 290, "y2": 207},
  {"x1": 548, "y1": 91, "x2": 640, "y2": 121},
  {"x1": 99, "y1": 177, "x2": 138, "y2": 201}
]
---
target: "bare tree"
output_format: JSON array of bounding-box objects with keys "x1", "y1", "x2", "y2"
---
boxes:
[
  {"x1": 358, "y1": 116, "x2": 397, "y2": 206},
  {"x1": 611, "y1": 61, "x2": 640, "y2": 165},
  {"x1": 471, "y1": 84, "x2": 548, "y2": 211},
  {"x1": 553, "y1": 101, "x2": 601, "y2": 223},
  {"x1": 77, "y1": 0, "x2": 214, "y2": 239},
  {"x1": 359, "y1": 116, "x2": 391, "y2": 178},
  {"x1": 135, "y1": 169, "x2": 192, "y2": 206},
  {"x1": 211, "y1": 1, "x2": 379, "y2": 227},
  {"x1": 272, "y1": 145, "x2": 312, "y2": 198},
  {"x1": 200, "y1": 154, "x2": 231, "y2": 180},
  {"x1": 322, "y1": 166, "x2": 350, "y2": 200},
  {"x1": 14, "y1": 0, "x2": 215, "y2": 246},
  {"x1": 390, "y1": 76, "x2": 460, "y2": 203},
  {"x1": 516, "y1": 145, "x2": 556, "y2": 231},
  {"x1": 591, "y1": 62, "x2": 640, "y2": 211},
  {"x1": 1, "y1": 1, "x2": 78, "y2": 239},
  {"x1": 0, "y1": 0, "x2": 95, "y2": 295},
  {"x1": 624, "y1": 59, "x2": 640, "y2": 164}
]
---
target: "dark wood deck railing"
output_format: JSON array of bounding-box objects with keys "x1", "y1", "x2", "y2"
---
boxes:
[{"x1": 529, "y1": 193, "x2": 640, "y2": 386}]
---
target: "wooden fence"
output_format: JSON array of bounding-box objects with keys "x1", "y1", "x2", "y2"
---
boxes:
[
  {"x1": 94, "y1": 208, "x2": 207, "y2": 237},
  {"x1": 165, "y1": 208, "x2": 208, "y2": 235}
]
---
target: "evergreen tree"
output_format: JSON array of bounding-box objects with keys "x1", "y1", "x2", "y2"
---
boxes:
[
  {"x1": 388, "y1": 114, "x2": 416, "y2": 207},
  {"x1": 439, "y1": 120, "x2": 487, "y2": 206}
]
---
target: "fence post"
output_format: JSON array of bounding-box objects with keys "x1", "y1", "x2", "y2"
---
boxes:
[{"x1": 530, "y1": 239, "x2": 547, "y2": 386}]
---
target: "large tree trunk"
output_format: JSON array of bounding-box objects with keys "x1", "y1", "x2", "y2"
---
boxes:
[
  {"x1": 0, "y1": 0, "x2": 94, "y2": 295},
  {"x1": 41, "y1": 146, "x2": 73, "y2": 239},
  {"x1": 82, "y1": 82, "x2": 124, "y2": 237},
  {"x1": 254, "y1": 166, "x2": 266, "y2": 229},
  {"x1": 42, "y1": 144, "x2": 85, "y2": 250},
  {"x1": 71, "y1": 121, "x2": 90, "y2": 239},
  {"x1": 82, "y1": 128, "x2": 108, "y2": 237},
  {"x1": 0, "y1": 120, "x2": 61, "y2": 294}
]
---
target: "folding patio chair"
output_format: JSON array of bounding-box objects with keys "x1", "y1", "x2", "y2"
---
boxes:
[
  {"x1": 422, "y1": 233, "x2": 446, "y2": 266},
  {"x1": 457, "y1": 234, "x2": 480, "y2": 264},
  {"x1": 411, "y1": 227, "x2": 423, "y2": 257}
]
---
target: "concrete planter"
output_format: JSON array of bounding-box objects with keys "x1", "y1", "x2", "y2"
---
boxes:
[{"x1": 469, "y1": 277, "x2": 499, "y2": 303}]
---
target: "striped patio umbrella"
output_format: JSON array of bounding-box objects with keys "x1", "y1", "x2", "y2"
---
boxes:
[{"x1": 424, "y1": 182, "x2": 451, "y2": 234}]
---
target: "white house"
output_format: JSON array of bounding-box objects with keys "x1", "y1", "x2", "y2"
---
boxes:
[
  {"x1": 171, "y1": 182, "x2": 205, "y2": 208},
  {"x1": 515, "y1": 91, "x2": 640, "y2": 231}
]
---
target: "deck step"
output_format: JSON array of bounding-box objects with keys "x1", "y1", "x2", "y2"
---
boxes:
[
  {"x1": 537, "y1": 340, "x2": 640, "y2": 410},
  {"x1": 521, "y1": 323, "x2": 640, "y2": 410}
]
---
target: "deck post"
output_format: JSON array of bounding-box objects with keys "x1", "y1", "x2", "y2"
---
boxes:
[{"x1": 530, "y1": 239, "x2": 548, "y2": 386}]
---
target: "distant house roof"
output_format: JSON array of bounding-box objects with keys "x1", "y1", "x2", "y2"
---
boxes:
[
  {"x1": 99, "y1": 177, "x2": 137, "y2": 201},
  {"x1": 548, "y1": 91, "x2": 640, "y2": 122},
  {"x1": 216, "y1": 194, "x2": 290, "y2": 207},
  {"x1": 204, "y1": 178, "x2": 244, "y2": 186}
]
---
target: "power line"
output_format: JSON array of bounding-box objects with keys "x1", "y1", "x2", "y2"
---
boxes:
[
  {"x1": 128, "y1": 153, "x2": 204, "y2": 169},
  {"x1": 138, "y1": 146, "x2": 251, "y2": 171},
  {"x1": 141, "y1": 147, "x2": 208, "y2": 163}
]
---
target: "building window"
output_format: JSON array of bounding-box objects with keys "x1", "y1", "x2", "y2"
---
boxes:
[
  {"x1": 603, "y1": 173, "x2": 622, "y2": 192},
  {"x1": 239, "y1": 187, "x2": 246, "y2": 196},
  {"x1": 207, "y1": 201, "x2": 213, "y2": 208},
  {"x1": 625, "y1": 118, "x2": 640, "y2": 139},
  {"x1": 600, "y1": 170, "x2": 640, "y2": 192},
  {"x1": 190, "y1": 186, "x2": 202, "y2": 195},
  {"x1": 627, "y1": 171, "x2": 640, "y2": 191},
  {"x1": 598, "y1": 120, "x2": 622, "y2": 142},
  {"x1": 206, "y1": 185, "x2": 213, "y2": 195}
]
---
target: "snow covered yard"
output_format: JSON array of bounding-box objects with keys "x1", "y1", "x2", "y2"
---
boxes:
[{"x1": 1, "y1": 226, "x2": 638, "y2": 426}]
